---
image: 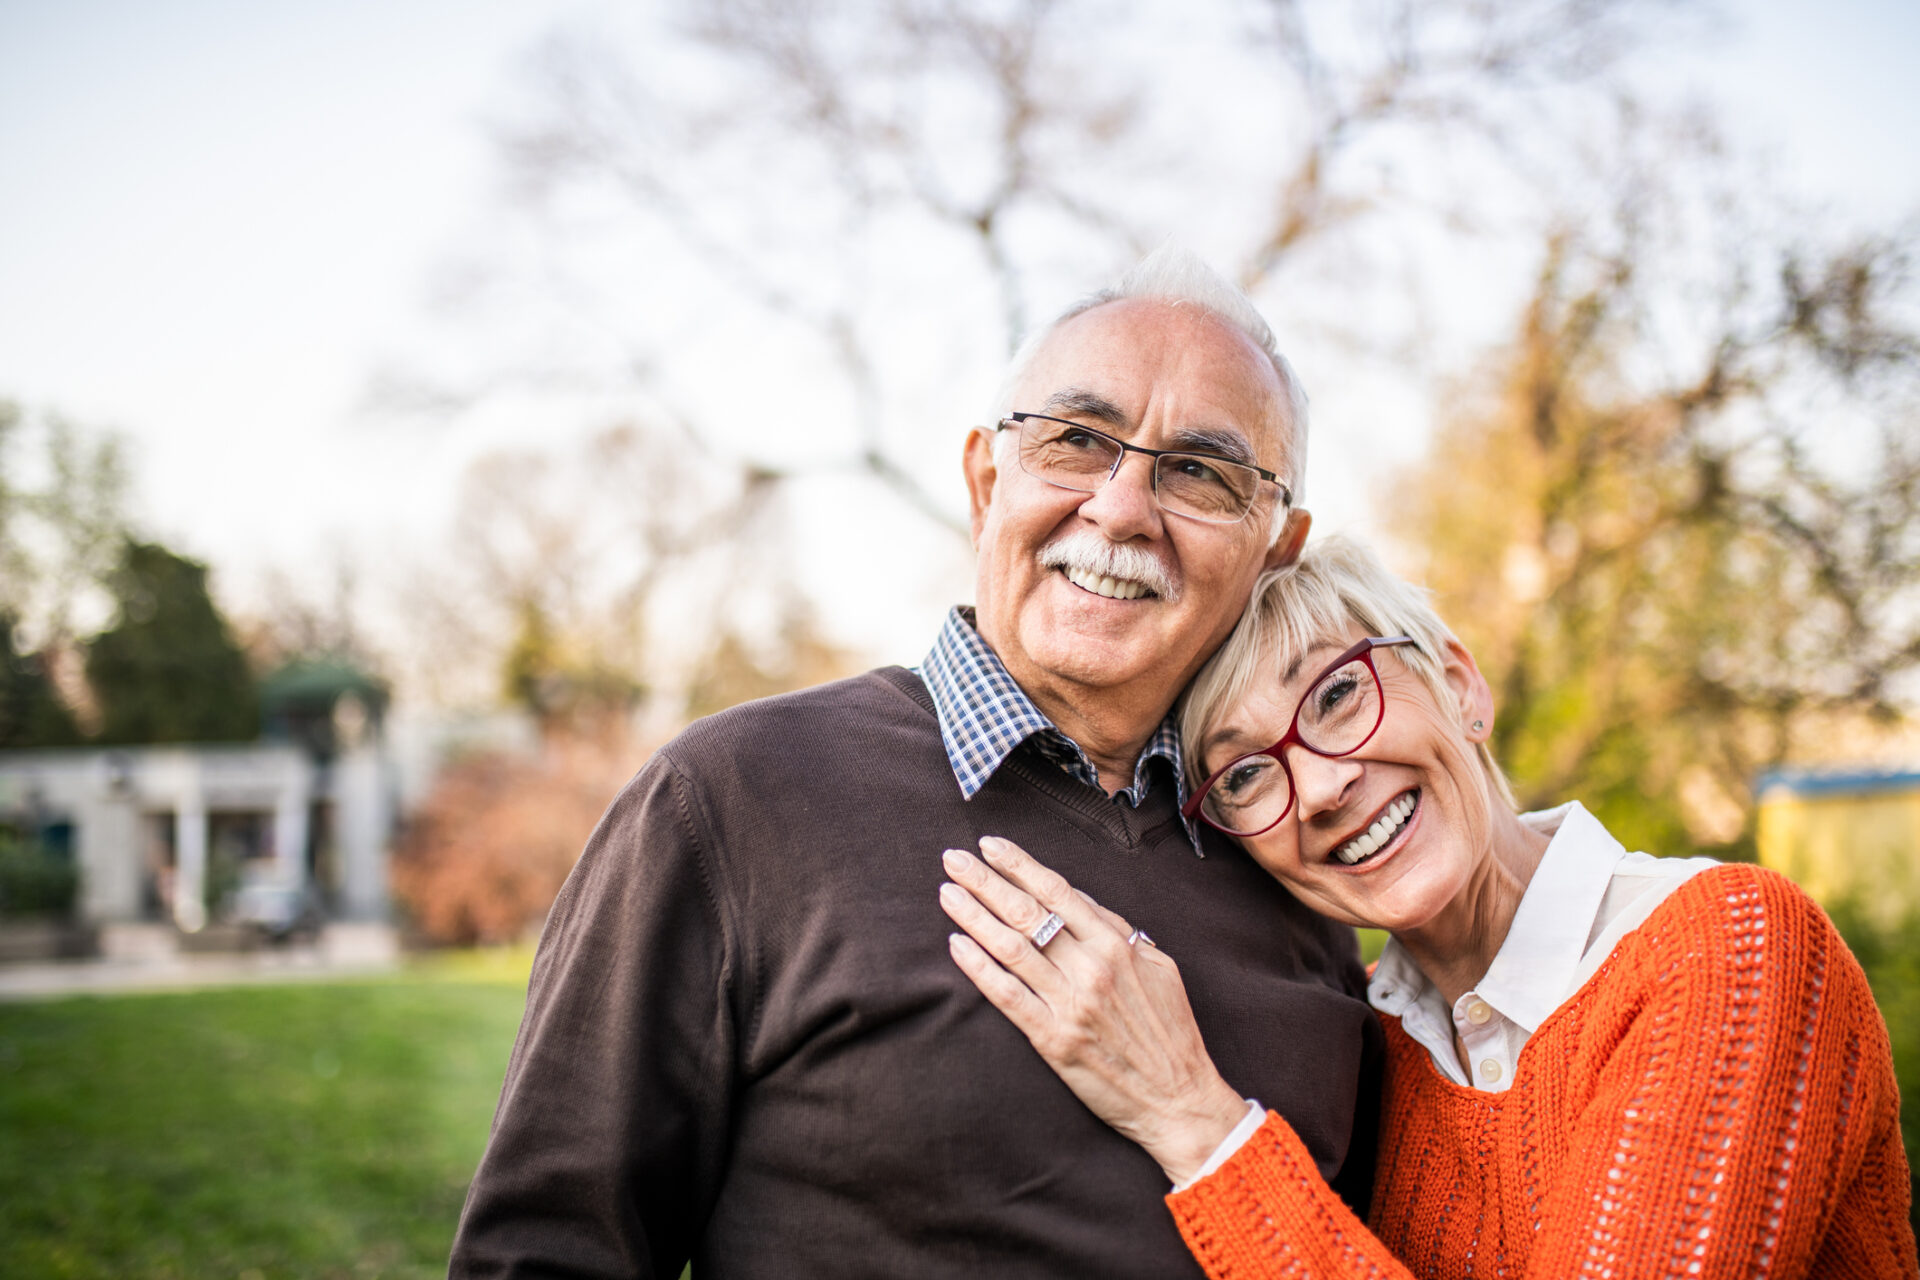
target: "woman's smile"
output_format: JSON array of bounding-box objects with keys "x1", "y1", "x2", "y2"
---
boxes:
[{"x1": 1326, "y1": 788, "x2": 1421, "y2": 869}]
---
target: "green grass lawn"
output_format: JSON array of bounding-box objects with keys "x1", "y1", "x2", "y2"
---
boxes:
[
  {"x1": 0, "y1": 955, "x2": 530, "y2": 1279},
  {"x1": 2, "y1": 929, "x2": 1911, "y2": 1274}
]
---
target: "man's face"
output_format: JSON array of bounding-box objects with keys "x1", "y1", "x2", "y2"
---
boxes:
[{"x1": 964, "y1": 298, "x2": 1310, "y2": 724}]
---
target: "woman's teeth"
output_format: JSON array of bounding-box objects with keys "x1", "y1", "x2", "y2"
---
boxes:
[
  {"x1": 1334, "y1": 792, "x2": 1417, "y2": 865},
  {"x1": 1063, "y1": 567, "x2": 1152, "y2": 600}
]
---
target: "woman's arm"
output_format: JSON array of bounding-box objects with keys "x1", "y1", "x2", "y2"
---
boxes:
[
  {"x1": 1169, "y1": 865, "x2": 1917, "y2": 1280},
  {"x1": 943, "y1": 845, "x2": 1917, "y2": 1280},
  {"x1": 1504, "y1": 866, "x2": 1915, "y2": 1279},
  {"x1": 938, "y1": 837, "x2": 1251, "y2": 1183}
]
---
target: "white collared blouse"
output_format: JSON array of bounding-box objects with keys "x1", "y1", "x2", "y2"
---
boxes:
[{"x1": 1181, "y1": 801, "x2": 1720, "y2": 1188}]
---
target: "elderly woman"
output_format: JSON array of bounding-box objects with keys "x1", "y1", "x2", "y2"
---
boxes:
[{"x1": 938, "y1": 536, "x2": 1917, "y2": 1278}]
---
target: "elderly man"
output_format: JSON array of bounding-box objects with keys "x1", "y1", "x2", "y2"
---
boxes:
[{"x1": 450, "y1": 248, "x2": 1381, "y2": 1278}]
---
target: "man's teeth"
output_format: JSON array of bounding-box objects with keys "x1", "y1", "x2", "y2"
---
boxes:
[
  {"x1": 1334, "y1": 793, "x2": 1417, "y2": 866},
  {"x1": 1063, "y1": 566, "x2": 1152, "y2": 600}
]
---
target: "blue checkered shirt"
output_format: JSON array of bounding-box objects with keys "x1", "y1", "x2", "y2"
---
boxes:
[{"x1": 916, "y1": 607, "x2": 1204, "y2": 855}]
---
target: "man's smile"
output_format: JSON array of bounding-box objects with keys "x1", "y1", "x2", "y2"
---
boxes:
[{"x1": 1060, "y1": 565, "x2": 1158, "y2": 600}]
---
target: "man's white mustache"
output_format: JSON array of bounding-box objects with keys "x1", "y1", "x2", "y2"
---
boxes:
[{"x1": 1037, "y1": 532, "x2": 1179, "y2": 602}]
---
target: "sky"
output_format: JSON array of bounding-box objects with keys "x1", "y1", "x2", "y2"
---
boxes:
[{"x1": 2, "y1": 0, "x2": 1917, "y2": 682}]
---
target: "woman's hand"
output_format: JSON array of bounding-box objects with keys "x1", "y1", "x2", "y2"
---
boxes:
[{"x1": 938, "y1": 836, "x2": 1249, "y2": 1185}]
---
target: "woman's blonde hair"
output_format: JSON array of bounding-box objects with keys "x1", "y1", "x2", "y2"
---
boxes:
[{"x1": 1179, "y1": 534, "x2": 1517, "y2": 811}]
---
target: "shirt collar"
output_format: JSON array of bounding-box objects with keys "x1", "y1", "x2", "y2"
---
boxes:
[
  {"x1": 917, "y1": 607, "x2": 1202, "y2": 853},
  {"x1": 1473, "y1": 801, "x2": 1624, "y2": 1031},
  {"x1": 1368, "y1": 800, "x2": 1625, "y2": 1030}
]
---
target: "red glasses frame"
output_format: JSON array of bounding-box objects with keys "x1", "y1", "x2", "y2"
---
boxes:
[{"x1": 1182, "y1": 635, "x2": 1417, "y2": 837}]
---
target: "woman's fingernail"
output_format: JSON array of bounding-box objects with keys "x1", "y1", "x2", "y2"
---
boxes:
[
  {"x1": 942, "y1": 848, "x2": 971, "y2": 873},
  {"x1": 939, "y1": 882, "x2": 963, "y2": 907},
  {"x1": 980, "y1": 836, "x2": 1008, "y2": 858},
  {"x1": 948, "y1": 932, "x2": 967, "y2": 950}
]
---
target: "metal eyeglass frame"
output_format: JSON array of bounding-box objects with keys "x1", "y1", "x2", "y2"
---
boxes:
[
  {"x1": 1182, "y1": 635, "x2": 1418, "y2": 837},
  {"x1": 995, "y1": 413, "x2": 1292, "y2": 525}
]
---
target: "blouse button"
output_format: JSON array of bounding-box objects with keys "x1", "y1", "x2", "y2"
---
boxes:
[
  {"x1": 1466, "y1": 1000, "x2": 1493, "y2": 1025},
  {"x1": 1479, "y1": 1059, "x2": 1503, "y2": 1083}
]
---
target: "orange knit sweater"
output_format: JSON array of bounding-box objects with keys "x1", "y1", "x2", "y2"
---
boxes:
[{"x1": 1168, "y1": 864, "x2": 1918, "y2": 1278}]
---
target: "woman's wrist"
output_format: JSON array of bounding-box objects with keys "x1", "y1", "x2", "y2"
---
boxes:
[{"x1": 1142, "y1": 1075, "x2": 1255, "y2": 1186}]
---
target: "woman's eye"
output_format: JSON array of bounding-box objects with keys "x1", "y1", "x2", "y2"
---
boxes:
[
  {"x1": 1220, "y1": 759, "x2": 1270, "y2": 797},
  {"x1": 1314, "y1": 673, "x2": 1359, "y2": 716}
]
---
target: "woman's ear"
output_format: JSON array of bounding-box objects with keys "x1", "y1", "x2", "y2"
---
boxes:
[{"x1": 1439, "y1": 637, "x2": 1495, "y2": 742}]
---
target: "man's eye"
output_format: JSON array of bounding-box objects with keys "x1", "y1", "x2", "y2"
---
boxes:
[{"x1": 1168, "y1": 455, "x2": 1229, "y2": 486}]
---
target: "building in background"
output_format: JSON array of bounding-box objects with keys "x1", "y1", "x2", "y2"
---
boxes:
[
  {"x1": 1756, "y1": 767, "x2": 1920, "y2": 930},
  {"x1": 0, "y1": 660, "x2": 394, "y2": 949}
]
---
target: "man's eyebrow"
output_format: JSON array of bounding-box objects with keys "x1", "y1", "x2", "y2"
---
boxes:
[
  {"x1": 1041, "y1": 388, "x2": 1129, "y2": 427},
  {"x1": 1166, "y1": 426, "x2": 1257, "y2": 466},
  {"x1": 1041, "y1": 391, "x2": 1263, "y2": 464}
]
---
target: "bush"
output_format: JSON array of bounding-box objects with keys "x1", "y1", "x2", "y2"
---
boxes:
[
  {"x1": 1828, "y1": 900, "x2": 1920, "y2": 1248},
  {"x1": 0, "y1": 830, "x2": 79, "y2": 918},
  {"x1": 390, "y1": 731, "x2": 645, "y2": 946}
]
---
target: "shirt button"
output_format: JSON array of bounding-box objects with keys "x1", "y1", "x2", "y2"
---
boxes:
[
  {"x1": 1479, "y1": 1059, "x2": 1503, "y2": 1083},
  {"x1": 1466, "y1": 1000, "x2": 1493, "y2": 1025}
]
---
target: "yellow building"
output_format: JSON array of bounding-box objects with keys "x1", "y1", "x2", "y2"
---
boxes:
[{"x1": 1756, "y1": 768, "x2": 1920, "y2": 930}]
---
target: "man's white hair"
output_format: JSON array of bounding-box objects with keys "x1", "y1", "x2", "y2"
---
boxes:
[{"x1": 992, "y1": 242, "x2": 1312, "y2": 527}]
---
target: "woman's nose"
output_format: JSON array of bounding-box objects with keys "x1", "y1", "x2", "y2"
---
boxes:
[{"x1": 1286, "y1": 745, "x2": 1362, "y2": 818}]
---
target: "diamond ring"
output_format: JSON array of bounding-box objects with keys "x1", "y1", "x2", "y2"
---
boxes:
[{"x1": 1030, "y1": 911, "x2": 1065, "y2": 948}]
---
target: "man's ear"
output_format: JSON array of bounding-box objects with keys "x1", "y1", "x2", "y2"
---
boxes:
[
  {"x1": 1263, "y1": 507, "x2": 1312, "y2": 570},
  {"x1": 962, "y1": 427, "x2": 999, "y2": 549},
  {"x1": 1440, "y1": 636, "x2": 1495, "y2": 741}
]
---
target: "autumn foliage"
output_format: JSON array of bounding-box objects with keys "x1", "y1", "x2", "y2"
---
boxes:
[{"x1": 390, "y1": 730, "x2": 647, "y2": 945}]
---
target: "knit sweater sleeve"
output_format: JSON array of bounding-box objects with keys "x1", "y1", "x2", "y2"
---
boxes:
[
  {"x1": 1519, "y1": 865, "x2": 1911, "y2": 1279},
  {"x1": 1166, "y1": 865, "x2": 1916, "y2": 1280}
]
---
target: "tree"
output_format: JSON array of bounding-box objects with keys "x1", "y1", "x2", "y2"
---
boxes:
[
  {"x1": 86, "y1": 540, "x2": 258, "y2": 744},
  {"x1": 397, "y1": 420, "x2": 788, "y2": 717},
  {"x1": 0, "y1": 613, "x2": 79, "y2": 748},
  {"x1": 0, "y1": 402, "x2": 131, "y2": 653},
  {"x1": 0, "y1": 403, "x2": 130, "y2": 737},
  {"x1": 684, "y1": 597, "x2": 860, "y2": 720},
  {"x1": 1392, "y1": 175, "x2": 1920, "y2": 856},
  {"x1": 388, "y1": 0, "x2": 1687, "y2": 533},
  {"x1": 366, "y1": 0, "x2": 1700, "y2": 718}
]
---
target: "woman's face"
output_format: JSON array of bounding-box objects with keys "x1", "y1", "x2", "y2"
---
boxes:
[{"x1": 1197, "y1": 627, "x2": 1497, "y2": 932}]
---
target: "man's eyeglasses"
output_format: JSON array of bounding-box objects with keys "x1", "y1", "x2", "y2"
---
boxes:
[
  {"x1": 1182, "y1": 636, "x2": 1417, "y2": 837},
  {"x1": 995, "y1": 413, "x2": 1290, "y2": 526}
]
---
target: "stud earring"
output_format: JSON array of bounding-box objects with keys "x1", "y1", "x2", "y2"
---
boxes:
[{"x1": 1471, "y1": 719, "x2": 1485, "y2": 733}]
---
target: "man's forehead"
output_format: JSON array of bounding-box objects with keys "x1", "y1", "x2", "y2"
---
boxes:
[{"x1": 1016, "y1": 299, "x2": 1291, "y2": 461}]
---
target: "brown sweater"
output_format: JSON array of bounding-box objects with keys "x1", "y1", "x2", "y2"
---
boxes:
[{"x1": 450, "y1": 667, "x2": 1382, "y2": 1279}]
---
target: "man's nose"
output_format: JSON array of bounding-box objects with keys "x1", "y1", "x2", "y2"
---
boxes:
[
  {"x1": 1076, "y1": 451, "x2": 1163, "y2": 539},
  {"x1": 1287, "y1": 745, "x2": 1362, "y2": 819}
]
